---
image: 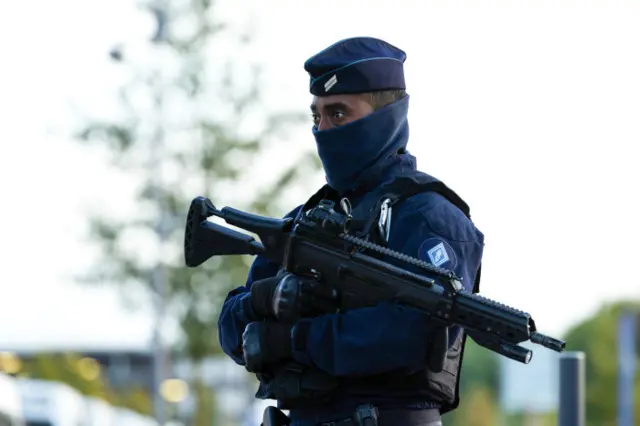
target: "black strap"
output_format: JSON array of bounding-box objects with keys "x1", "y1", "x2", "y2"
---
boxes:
[
  {"x1": 301, "y1": 177, "x2": 481, "y2": 293},
  {"x1": 259, "y1": 363, "x2": 340, "y2": 408},
  {"x1": 320, "y1": 407, "x2": 441, "y2": 426},
  {"x1": 301, "y1": 184, "x2": 339, "y2": 212},
  {"x1": 381, "y1": 178, "x2": 470, "y2": 217},
  {"x1": 354, "y1": 176, "x2": 481, "y2": 294}
]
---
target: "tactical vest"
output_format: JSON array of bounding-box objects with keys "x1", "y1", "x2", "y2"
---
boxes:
[{"x1": 256, "y1": 173, "x2": 482, "y2": 415}]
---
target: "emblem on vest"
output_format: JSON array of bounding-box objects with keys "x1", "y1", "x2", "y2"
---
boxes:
[
  {"x1": 418, "y1": 238, "x2": 457, "y2": 269},
  {"x1": 428, "y1": 242, "x2": 449, "y2": 267}
]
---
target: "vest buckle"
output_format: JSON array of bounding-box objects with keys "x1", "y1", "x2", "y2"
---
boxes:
[{"x1": 377, "y1": 198, "x2": 392, "y2": 243}]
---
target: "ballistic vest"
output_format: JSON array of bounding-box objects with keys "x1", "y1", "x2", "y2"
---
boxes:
[{"x1": 256, "y1": 173, "x2": 482, "y2": 415}]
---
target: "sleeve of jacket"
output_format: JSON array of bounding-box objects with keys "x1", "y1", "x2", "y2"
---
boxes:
[
  {"x1": 289, "y1": 194, "x2": 484, "y2": 377},
  {"x1": 217, "y1": 205, "x2": 304, "y2": 365}
]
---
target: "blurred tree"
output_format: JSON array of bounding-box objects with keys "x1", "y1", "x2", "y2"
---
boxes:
[
  {"x1": 20, "y1": 353, "x2": 153, "y2": 415},
  {"x1": 26, "y1": 353, "x2": 111, "y2": 399},
  {"x1": 502, "y1": 410, "x2": 558, "y2": 426},
  {"x1": 463, "y1": 386, "x2": 499, "y2": 426},
  {"x1": 446, "y1": 299, "x2": 640, "y2": 426},
  {"x1": 443, "y1": 385, "x2": 499, "y2": 426},
  {"x1": 562, "y1": 300, "x2": 640, "y2": 426},
  {"x1": 458, "y1": 339, "x2": 501, "y2": 394},
  {"x1": 192, "y1": 379, "x2": 215, "y2": 426},
  {"x1": 441, "y1": 340, "x2": 501, "y2": 426},
  {"x1": 74, "y1": 0, "x2": 321, "y2": 422},
  {"x1": 73, "y1": 0, "x2": 319, "y2": 416},
  {"x1": 115, "y1": 385, "x2": 154, "y2": 416}
]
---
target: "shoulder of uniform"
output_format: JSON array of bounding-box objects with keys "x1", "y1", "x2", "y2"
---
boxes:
[{"x1": 401, "y1": 191, "x2": 483, "y2": 243}]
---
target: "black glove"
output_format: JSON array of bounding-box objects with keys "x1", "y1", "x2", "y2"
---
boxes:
[
  {"x1": 272, "y1": 273, "x2": 338, "y2": 321},
  {"x1": 250, "y1": 272, "x2": 339, "y2": 321},
  {"x1": 249, "y1": 275, "x2": 281, "y2": 319},
  {"x1": 242, "y1": 321, "x2": 293, "y2": 373}
]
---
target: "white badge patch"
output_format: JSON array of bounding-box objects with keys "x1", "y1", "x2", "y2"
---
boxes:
[
  {"x1": 427, "y1": 242, "x2": 450, "y2": 267},
  {"x1": 324, "y1": 74, "x2": 338, "y2": 92}
]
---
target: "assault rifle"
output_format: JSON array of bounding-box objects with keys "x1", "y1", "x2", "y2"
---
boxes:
[{"x1": 184, "y1": 196, "x2": 565, "y2": 367}]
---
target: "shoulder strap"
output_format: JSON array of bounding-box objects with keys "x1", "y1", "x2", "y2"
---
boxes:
[
  {"x1": 301, "y1": 185, "x2": 340, "y2": 212},
  {"x1": 352, "y1": 176, "x2": 470, "y2": 238},
  {"x1": 353, "y1": 175, "x2": 481, "y2": 293},
  {"x1": 390, "y1": 177, "x2": 480, "y2": 293},
  {"x1": 385, "y1": 178, "x2": 470, "y2": 217},
  {"x1": 299, "y1": 178, "x2": 481, "y2": 294},
  {"x1": 389, "y1": 178, "x2": 481, "y2": 294}
]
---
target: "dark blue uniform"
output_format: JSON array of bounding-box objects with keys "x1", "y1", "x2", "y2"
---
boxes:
[
  {"x1": 219, "y1": 177, "x2": 484, "y2": 424},
  {"x1": 217, "y1": 37, "x2": 485, "y2": 426}
]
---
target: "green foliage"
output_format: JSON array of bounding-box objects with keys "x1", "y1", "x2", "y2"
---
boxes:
[
  {"x1": 25, "y1": 353, "x2": 111, "y2": 399},
  {"x1": 562, "y1": 301, "x2": 640, "y2": 426},
  {"x1": 444, "y1": 299, "x2": 640, "y2": 426},
  {"x1": 73, "y1": 0, "x2": 318, "y2": 365},
  {"x1": 114, "y1": 385, "x2": 153, "y2": 417},
  {"x1": 458, "y1": 339, "x2": 500, "y2": 395},
  {"x1": 19, "y1": 353, "x2": 152, "y2": 416},
  {"x1": 192, "y1": 379, "x2": 215, "y2": 426},
  {"x1": 501, "y1": 410, "x2": 558, "y2": 426},
  {"x1": 458, "y1": 385, "x2": 498, "y2": 426},
  {"x1": 443, "y1": 339, "x2": 501, "y2": 426}
]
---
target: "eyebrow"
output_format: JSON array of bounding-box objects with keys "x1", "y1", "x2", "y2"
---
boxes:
[{"x1": 310, "y1": 101, "x2": 350, "y2": 112}]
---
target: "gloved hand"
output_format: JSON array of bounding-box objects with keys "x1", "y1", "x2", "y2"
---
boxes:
[
  {"x1": 249, "y1": 275, "x2": 281, "y2": 319},
  {"x1": 250, "y1": 272, "x2": 338, "y2": 322},
  {"x1": 242, "y1": 321, "x2": 293, "y2": 373}
]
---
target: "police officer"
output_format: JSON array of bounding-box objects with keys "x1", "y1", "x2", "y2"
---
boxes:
[{"x1": 217, "y1": 37, "x2": 485, "y2": 426}]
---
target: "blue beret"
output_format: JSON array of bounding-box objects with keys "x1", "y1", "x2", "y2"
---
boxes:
[{"x1": 304, "y1": 37, "x2": 407, "y2": 96}]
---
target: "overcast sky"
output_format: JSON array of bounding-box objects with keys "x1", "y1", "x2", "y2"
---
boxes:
[{"x1": 0, "y1": 0, "x2": 638, "y2": 352}]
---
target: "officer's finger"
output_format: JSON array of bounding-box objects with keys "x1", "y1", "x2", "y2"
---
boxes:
[{"x1": 308, "y1": 281, "x2": 338, "y2": 299}]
